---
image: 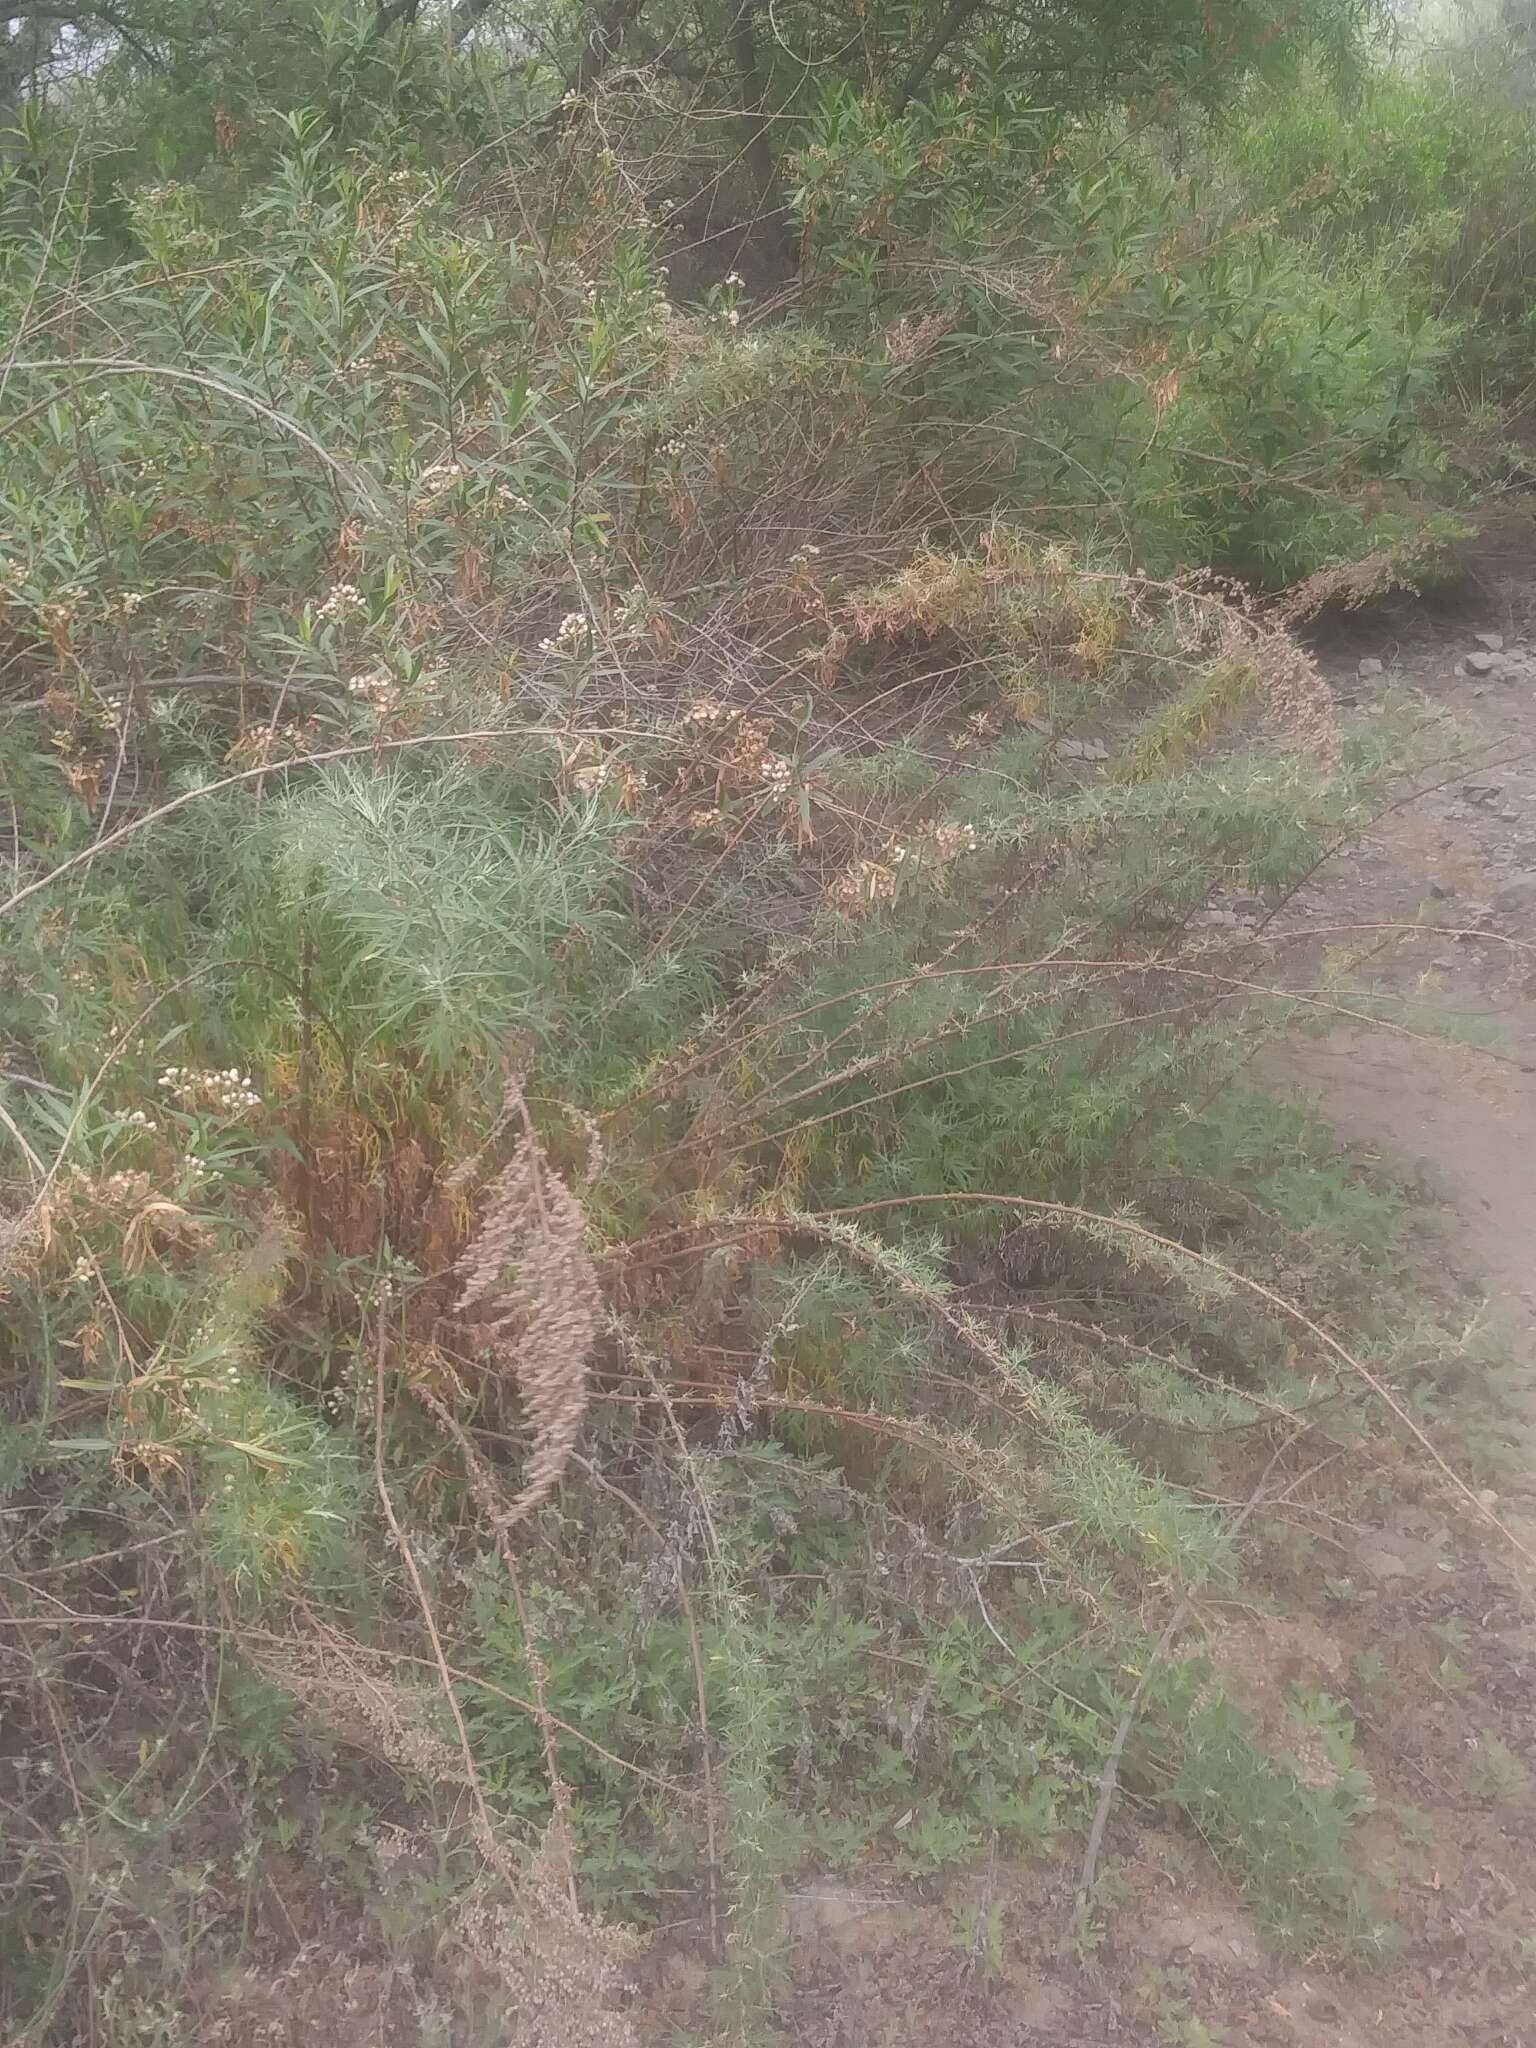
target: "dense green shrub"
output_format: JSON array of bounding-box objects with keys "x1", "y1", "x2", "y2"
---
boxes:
[{"x1": 2, "y1": 4, "x2": 1530, "y2": 2039}]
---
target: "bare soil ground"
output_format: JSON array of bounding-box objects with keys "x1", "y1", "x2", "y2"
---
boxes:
[{"x1": 1274, "y1": 506, "x2": 1536, "y2": 1352}]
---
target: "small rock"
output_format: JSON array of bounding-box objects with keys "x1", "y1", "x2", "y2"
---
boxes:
[
  {"x1": 1465, "y1": 651, "x2": 1501, "y2": 676},
  {"x1": 1057, "y1": 737, "x2": 1109, "y2": 761},
  {"x1": 1357, "y1": 656, "x2": 1383, "y2": 679},
  {"x1": 1463, "y1": 783, "x2": 1502, "y2": 804},
  {"x1": 1229, "y1": 893, "x2": 1265, "y2": 916},
  {"x1": 1427, "y1": 879, "x2": 1455, "y2": 900},
  {"x1": 1474, "y1": 631, "x2": 1505, "y2": 652},
  {"x1": 1492, "y1": 872, "x2": 1536, "y2": 914}
]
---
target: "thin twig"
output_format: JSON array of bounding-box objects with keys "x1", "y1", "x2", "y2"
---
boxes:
[
  {"x1": 371, "y1": 1314, "x2": 501, "y2": 1860},
  {"x1": 415, "y1": 1383, "x2": 577, "y2": 1911}
]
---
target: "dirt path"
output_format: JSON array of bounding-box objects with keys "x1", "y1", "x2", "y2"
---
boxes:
[{"x1": 1277, "y1": 508, "x2": 1536, "y2": 1348}]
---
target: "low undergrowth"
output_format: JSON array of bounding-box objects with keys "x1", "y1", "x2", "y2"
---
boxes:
[{"x1": 2, "y1": 9, "x2": 1532, "y2": 2044}]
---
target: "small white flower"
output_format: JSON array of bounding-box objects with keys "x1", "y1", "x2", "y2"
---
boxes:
[
  {"x1": 316, "y1": 582, "x2": 366, "y2": 624},
  {"x1": 411, "y1": 460, "x2": 466, "y2": 508},
  {"x1": 538, "y1": 610, "x2": 590, "y2": 656},
  {"x1": 158, "y1": 1064, "x2": 260, "y2": 1115}
]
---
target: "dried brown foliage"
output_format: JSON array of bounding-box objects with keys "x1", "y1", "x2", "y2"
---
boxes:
[
  {"x1": 246, "y1": 1626, "x2": 469, "y2": 1784},
  {"x1": 1221, "y1": 613, "x2": 1341, "y2": 767},
  {"x1": 1273, "y1": 544, "x2": 1426, "y2": 626},
  {"x1": 199, "y1": 1876, "x2": 637, "y2": 2048},
  {"x1": 455, "y1": 1880, "x2": 638, "y2": 2048},
  {"x1": 455, "y1": 1083, "x2": 598, "y2": 1528}
]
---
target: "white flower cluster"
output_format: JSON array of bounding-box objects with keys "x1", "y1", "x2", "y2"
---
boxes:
[
  {"x1": 413, "y1": 460, "x2": 466, "y2": 506},
  {"x1": 159, "y1": 1065, "x2": 262, "y2": 1115},
  {"x1": 316, "y1": 582, "x2": 366, "y2": 623},
  {"x1": 890, "y1": 822, "x2": 979, "y2": 867},
  {"x1": 116, "y1": 1108, "x2": 157, "y2": 1133},
  {"x1": 38, "y1": 585, "x2": 88, "y2": 627},
  {"x1": 660, "y1": 436, "x2": 686, "y2": 456},
  {"x1": 685, "y1": 698, "x2": 729, "y2": 726},
  {"x1": 789, "y1": 543, "x2": 822, "y2": 568},
  {"x1": 348, "y1": 670, "x2": 394, "y2": 707},
  {"x1": 117, "y1": 591, "x2": 146, "y2": 616},
  {"x1": 66, "y1": 1165, "x2": 154, "y2": 1205},
  {"x1": 724, "y1": 271, "x2": 745, "y2": 289},
  {"x1": 539, "y1": 610, "x2": 590, "y2": 656},
  {"x1": 759, "y1": 753, "x2": 793, "y2": 792},
  {"x1": 569, "y1": 752, "x2": 650, "y2": 802}
]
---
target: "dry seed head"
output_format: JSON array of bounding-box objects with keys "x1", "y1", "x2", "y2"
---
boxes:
[
  {"x1": 455, "y1": 1881, "x2": 637, "y2": 2048},
  {"x1": 827, "y1": 857, "x2": 897, "y2": 914},
  {"x1": 456, "y1": 1101, "x2": 597, "y2": 1528},
  {"x1": 249, "y1": 1629, "x2": 469, "y2": 1784},
  {"x1": 1222, "y1": 616, "x2": 1339, "y2": 768}
]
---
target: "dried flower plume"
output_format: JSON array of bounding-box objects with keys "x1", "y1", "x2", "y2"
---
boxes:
[{"x1": 455, "y1": 1081, "x2": 597, "y2": 1528}]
